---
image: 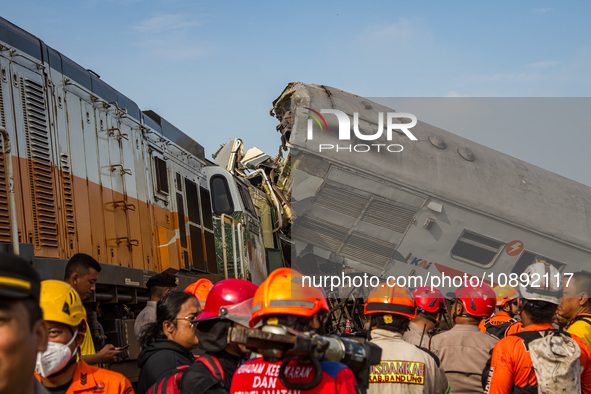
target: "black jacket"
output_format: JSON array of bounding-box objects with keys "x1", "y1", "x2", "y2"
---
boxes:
[
  {"x1": 180, "y1": 351, "x2": 242, "y2": 394},
  {"x1": 136, "y1": 339, "x2": 195, "y2": 393}
]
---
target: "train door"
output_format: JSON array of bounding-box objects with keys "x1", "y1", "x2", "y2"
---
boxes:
[
  {"x1": 115, "y1": 115, "x2": 143, "y2": 270},
  {"x1": 207, "y1": 166, "x2": 268, "y2": 284},
  {"x1": 105, "y1": 109, "x2": 133, "y2": 267}
]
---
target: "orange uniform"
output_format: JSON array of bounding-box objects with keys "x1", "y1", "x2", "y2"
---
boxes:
[
  {"x1": 478, "y1": 311, "x2": 513, "y2": 331},
  {"x1": 478, "y1": 311, "x2": 519, "y2": 339},
  {"x1": 36, "y1": 361, "x2": 134, "y2": 394},
  {"x1": 485, "y1": 323, "x2": 591, "y2": 393},
  {"x1": 503, "y1": 320, "x2": 524, "y2": 337}
]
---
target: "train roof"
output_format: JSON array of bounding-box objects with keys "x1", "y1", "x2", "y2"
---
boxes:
[
  {"x1": 273, "y1": 82, "x2": 591, "y2": 251},
  {"x1": 0, "y1": 17, "x2": 204, "y2": 161}
]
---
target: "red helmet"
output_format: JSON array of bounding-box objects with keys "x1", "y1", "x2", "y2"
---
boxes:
[
  {"x1": 364, "y1": 283, "x2": 416, "y2": 319},
  {"x1": 185, "y1": 278, "x2": 213, "y2": 307},
  {"x1": 194, "y1": 279, "x2": 257, "y2": 326},
  {"x1": 412, "y1": 286, "x2": 447, "y2": 313},
  {"x1": 455, "y1": 283, "x2": 496, "y2": 317}
]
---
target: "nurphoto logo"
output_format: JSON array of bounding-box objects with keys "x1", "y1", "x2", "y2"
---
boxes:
[{"x1": 304, "y1": 107, "x2": 418, "y2": 153}]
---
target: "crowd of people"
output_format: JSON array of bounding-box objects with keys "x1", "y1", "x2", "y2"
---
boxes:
[{"x1": 1, "y1": 251, "x2": 591, "y2": 394}]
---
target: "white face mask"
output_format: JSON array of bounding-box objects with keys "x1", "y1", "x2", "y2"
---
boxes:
[{"x1": 35, "y1": 328, "x2": 78, "y2": 378}]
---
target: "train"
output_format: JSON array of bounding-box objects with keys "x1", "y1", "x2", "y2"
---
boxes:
[
  {"x1": 264, "y1": 82, "x2": 591, "y2": 332},
  {"x1": 3, "y1": 13, "x2": 591, "y2": 378},
  {"x1": 0, "y1": 16, "x2": 286, "y2": 378}
]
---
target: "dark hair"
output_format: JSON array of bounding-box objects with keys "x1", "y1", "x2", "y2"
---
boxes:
[
  {"x1": 417, "y1": 310, "x2": 441, "y2": 323},
  {"x1": 149, "y1": 285, "x2": 169, "y2": 298},
  {"x1": 64, "y1": 253, "x2": 101, "y2": 280},
  {"x1": 523, "y1": 300, "x2": 557, "y2": 324},
  {"x1": 138, "y1": 290, "x2": 195, "y2": 348},
  {"x1": 0, "y1": 297, "x2": 43, "y2": 330},
  {"x1": 573, "y1": 272, "x2": 591, "y2": 303},
  {"x1": 371, "y1": 313, "x2": 409, "y2": 333}
]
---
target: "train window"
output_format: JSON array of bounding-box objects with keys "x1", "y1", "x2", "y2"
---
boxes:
[
  {"x1": 184, "y1": 178, "x2": 201, "y2": 225},
  {"x1": 176, "y1": 173, "x2": 182, "y2": 192},
  {"x1": 154, "y1": 157, "x2": 169, "y2": 194},
  {"x1": 236, "y1": 181, "x2": 257, "y2": 217},
  {"x1": 200, "y1": 187, "x2": 214, "y2": 230},
  {"x1": 210, "y1": 175, "x2": 234, "y2": 215},
  {"x1": 176, "y1": 193, "x2": 188, "y2": 248},
  {"x1": 451, "y1": 230, "x2": 503, "y2": 266},
  {"x1": 511, "y1": 251, "x2": 565, "y2": 274}
]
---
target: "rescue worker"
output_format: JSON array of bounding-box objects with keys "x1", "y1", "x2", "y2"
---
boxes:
[
  {"x1": 0, "y1": 253, "x2": 48, "y2": 394},
  {"x1": 366, "y1": 282, "x2": 449, "y2": 394},
  {"x1": 35, "y1": 280, "x2": 134, "y2": 393},
  {"x1": 184, "y1": 278, "x2": 214, "y2": 308},
  {"x1": 557, "y1": 271, "x2": 591, "y2": 349},
  {"x1": 431, "y1": 283, "x2": 497, "y2": 393},
  {"x1": 478, "y1": 285, "x2": 520, "y2": 339},
  {"x1": 64, "y1": 253, "x2": 122, "y2": 364},
  {"x1": 134, "y1": 272, "x2": 179, "y2": 338},
  {"x1": 404, "y1": 286, "x2": 447, "y2": 349},
  {"x1": 485, "y1": 261, "x2": 591, "y2": 393},
  {"x1": 230, "y1": 268, "x2": 359, "y2": 394},
  {"x1": 181, "y1": 279, "x2": 258, "y2": 393}
]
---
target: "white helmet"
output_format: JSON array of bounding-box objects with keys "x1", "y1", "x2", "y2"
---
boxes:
[{"x1": 518, "y1": 257, "x2": 562, "y2": 305}]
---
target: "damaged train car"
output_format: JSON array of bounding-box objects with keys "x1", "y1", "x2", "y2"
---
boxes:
[{"x1": 231, "y1": 83, "x2": 591, "y2": 333}]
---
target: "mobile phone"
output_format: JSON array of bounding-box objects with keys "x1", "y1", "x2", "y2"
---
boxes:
[{"x1": 117, "y1": 344, "x2": 130, "y2": 350}]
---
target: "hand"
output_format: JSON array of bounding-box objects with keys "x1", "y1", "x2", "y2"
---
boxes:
[{"x1": 95, "y1": 343, "x2": 123, "y2": 364}]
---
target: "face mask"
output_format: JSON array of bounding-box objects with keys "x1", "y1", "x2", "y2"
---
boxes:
[{"x1": 36, "y1": 329, "x2": 78, "y2": 378}]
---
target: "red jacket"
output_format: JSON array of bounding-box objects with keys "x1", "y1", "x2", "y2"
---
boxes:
[
  {"x1": 485, "y1": 323, "x2": 591, "y2": 393},
  {"x1": 230, "y1": 357, "x2": 358, "y2": 394}
]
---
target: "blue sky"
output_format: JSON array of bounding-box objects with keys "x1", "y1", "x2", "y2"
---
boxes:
[{"x1": 2, "y1": 1, "x2": 590, "y2": 184}]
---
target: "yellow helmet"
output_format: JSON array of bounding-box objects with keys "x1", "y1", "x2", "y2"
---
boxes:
[{"x1": 40, "y1": 280, "x2": 86, "y2": 327}]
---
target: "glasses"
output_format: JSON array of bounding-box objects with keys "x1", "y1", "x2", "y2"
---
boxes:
[{"x1": 174, "y1": 316, "x2": 198, "y2": 328}]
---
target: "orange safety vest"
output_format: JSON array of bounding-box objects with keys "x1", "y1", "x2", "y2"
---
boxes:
[
  {"x1": 485, "y1": 323, "x2": 591, "y2": 393},
  {"x1": 36, "y1": 361, "x2": 134, "y2": 394}
]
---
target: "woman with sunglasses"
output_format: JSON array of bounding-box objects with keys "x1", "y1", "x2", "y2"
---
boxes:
[{"x1": 137, "y1": 290, "x2": 201, "y2": 393}]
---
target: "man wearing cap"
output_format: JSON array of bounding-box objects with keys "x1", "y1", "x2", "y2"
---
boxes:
[
  {"x1": 134, "y1": 272, "x2": 178, "y2": 338},
  {"x1": 0, "y1": 253, "x2": 49, "y2": 394}
]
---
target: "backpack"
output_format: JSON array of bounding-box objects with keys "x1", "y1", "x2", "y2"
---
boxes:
[
  {"x1": 513, "y1": 329, "x2": 582, "y2": 393},
  {"x1": 147, "y1": 354, "x2": 224, "y2": 394},
  {"x1": 483, "y1": 317, "x2": 518, "y2": 339}
]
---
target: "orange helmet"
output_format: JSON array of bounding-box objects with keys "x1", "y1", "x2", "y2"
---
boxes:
[
  {"x1": 364, "y1": 282, "x2": 416, "y2": 319},
  {"x1": 250, "y1": 268, "x2": 329, "y2": 327},
  {"x1": 185, "y1": 278, "x2": 213, "y2": 307},
  {"x1": 493, "y1": 285, "x2": 519, "y2": 307}
]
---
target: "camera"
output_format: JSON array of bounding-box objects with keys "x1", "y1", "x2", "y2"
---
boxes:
[{"x1": 228, "y1": 325, "x2": 381, "y2": 392}]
